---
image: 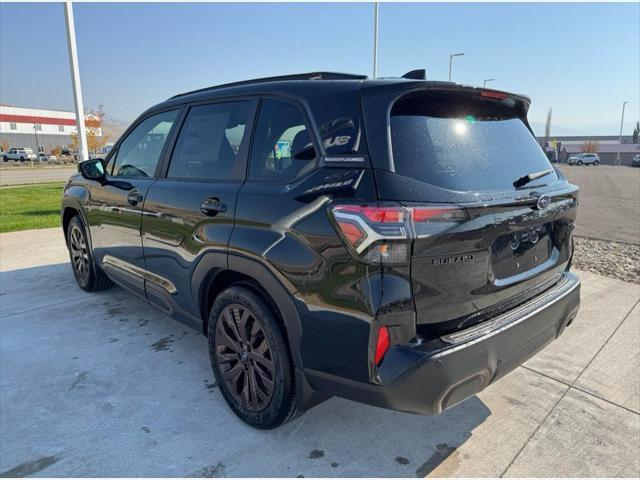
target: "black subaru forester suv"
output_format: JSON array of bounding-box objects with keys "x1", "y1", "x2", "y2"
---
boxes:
[{"x1": 62, "y1": 72, "x2": 580, "y2": 429}]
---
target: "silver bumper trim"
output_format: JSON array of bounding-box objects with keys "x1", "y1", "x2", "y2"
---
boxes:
[{"x1": 440, "y1": 273, "x2": 580, "y2": 346}]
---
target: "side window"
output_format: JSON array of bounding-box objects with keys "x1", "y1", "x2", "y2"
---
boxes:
[
  {"x1": 249, "y1": 99, "x2": 317, "y2": 183},
  {"x1": 167, "y1": 101, "x2": 249, "y2": 180},
  {"x1": 111, "y1": 110, "x2": 178, "y2": 178}
]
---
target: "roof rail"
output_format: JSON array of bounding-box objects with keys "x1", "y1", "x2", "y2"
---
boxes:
[{"x1": 169, "y1": 72, "x2": 368, "y2": 100}]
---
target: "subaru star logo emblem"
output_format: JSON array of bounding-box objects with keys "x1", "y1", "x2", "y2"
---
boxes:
[{"x1": 536, "y1": 195, "x2": 551, "y2": 210}]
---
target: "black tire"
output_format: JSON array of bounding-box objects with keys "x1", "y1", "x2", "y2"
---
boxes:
[
  {"x1": 2, "y1": 156, "x2": 7, "y2": 162},
  {"x1": 66, "y1": 215, "x2": 112, "y2": 292},
  {"x1": 577, "y1": 160, "x2": 583, "y2": 166},
  {"x1": 208, "y1": 285, "x2": 301, "y2": 429},
  {"x1": 593, "y1": 160, "x2": 599, "y2": 166}
]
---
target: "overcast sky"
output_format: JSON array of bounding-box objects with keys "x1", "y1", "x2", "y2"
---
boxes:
[{"x1": 1, "y1": 2, "x2": 638, "y2": 136}]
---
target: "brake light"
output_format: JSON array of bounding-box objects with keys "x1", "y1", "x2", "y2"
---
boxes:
[
  {"x1": 331, "y1": 205, "x2": 408, "y2": 264},
  {"x1": 480, "y1": 90, "x2": 508, "y2": 100},
  {"x1": 336, "y1": 220, "x2": 365, "y2": 246},
  {"x1": 375, "y1": 326, "x2": 390, "y2": 365},
  {"x1": 412, "y1": 206, "x2": 459, "y2": 222},
  {"x1": 330, "y1": 204, "x2": 466, "y2": 264},
  {"x1": 338, "y1": 205, "x2": 406, "y2": 223}
]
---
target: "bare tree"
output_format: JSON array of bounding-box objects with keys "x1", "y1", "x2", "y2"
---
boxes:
[{"x1": 581, "y1": 140, "x2": 600, "y2": 153}]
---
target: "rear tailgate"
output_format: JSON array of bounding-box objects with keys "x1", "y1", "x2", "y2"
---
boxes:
[
  {"x1": 406, "y1": 191, "x2": 577, "y2": 336},
  {"x1": 363, "y1": 86, "x2": 579, "y2": 337}
]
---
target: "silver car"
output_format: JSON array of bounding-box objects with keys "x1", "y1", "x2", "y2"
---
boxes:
[{"x1": 567, "y1": 153, "x2": 600, "y2": 166}]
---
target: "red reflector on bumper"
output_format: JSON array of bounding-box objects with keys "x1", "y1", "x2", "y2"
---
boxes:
[{"x1": 375, "y1": 326, "x2": 390, "y2": 365}]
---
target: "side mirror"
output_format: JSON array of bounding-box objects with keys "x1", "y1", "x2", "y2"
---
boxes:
[{"x1": 78, "y1": 158, "x2": 106, "y2": 183}]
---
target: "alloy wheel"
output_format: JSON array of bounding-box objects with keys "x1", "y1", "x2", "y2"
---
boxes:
[
  {"x1": 69, "y1": 225, "x2": 90, "y2": 284},
  {"x1": 214, "y1": 304, "x2": 275, "y2": 411}
]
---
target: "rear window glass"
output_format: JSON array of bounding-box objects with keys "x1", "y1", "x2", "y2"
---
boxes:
[{"x1": 390, "y1": 91, "x2": 556, "y2": 192}]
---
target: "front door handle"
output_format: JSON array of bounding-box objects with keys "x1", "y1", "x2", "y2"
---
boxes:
[
  {"x1": 127, "y1": 189, "x2": 143, "y2": 206},
  {"x1": 200, "y1": 197, "x2": 227, "y2": 216}
]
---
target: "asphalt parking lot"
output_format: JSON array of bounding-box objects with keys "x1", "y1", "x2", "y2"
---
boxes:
[
  {"x1": 558, "y1": 165, "x2": 640, "y2": 244},
  {"x1": 0, "y1": 165, "x2": 77, "y2": 187},
  {"x1": 1, "y1": 228, "x2": 638, "y2": 477}
]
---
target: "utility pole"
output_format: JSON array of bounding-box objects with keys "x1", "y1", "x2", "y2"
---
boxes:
[
  {"x1": 372, "y1": 1, "x2": 379, "y2": 78},
  {"x1": 483, "y1": 78, "x2": 495, "y2": 88},
  {"x1": 64, "y1": 1, "x2": 88, "y2": 162},
  {"x1": 448, "y1": 52, "x2": 464, "y2": 82},
  {"x1": 617, "y1": 101, "x2": 628, "y2": 166},
  {"x1": 33, "y1": 124, "x2": 40, "y2": 164}
]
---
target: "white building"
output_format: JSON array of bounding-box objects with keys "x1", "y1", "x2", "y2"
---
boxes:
[{"x1": 0, "y1": 105, "x2": 101, "y2": 154}]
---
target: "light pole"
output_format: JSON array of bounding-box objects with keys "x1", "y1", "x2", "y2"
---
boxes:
[
  {"x1": 372, "y1": 1, "x2": 378, "y2": 78},
  {"x1": 617, "y1": 101, "x2": 628, "y2": 165},
  {"x1": 483, "y1": 78, "x2": 495, "y2": 88},
  {"x1": 64, "y1": 1, "x2": 89, "y2": 162},
  {"x1": 33, "y1": 124, "x2": 39, "y2": 164},
  {"x1": 448, "y1": 52, "x2": 464, "y2": 82}
]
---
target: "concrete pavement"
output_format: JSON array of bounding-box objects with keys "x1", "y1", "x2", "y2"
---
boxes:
[
  {"x1": 1, "y1": 228, "x2": 639, "y2": 477},
  {"x1": 0, "y1": 166, "x2": 76, "y2": 186}
]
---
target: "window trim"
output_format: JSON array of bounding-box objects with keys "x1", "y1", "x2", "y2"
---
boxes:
[
  {"x1": 157, "y1": 95, "x2": 259, "y2": 183},
  {"x1": 246, "y1": 94, "x2": 322, "y2": 185},
  {"x1": 104, "y1": 106, "x2": 183, "y2": 179}
]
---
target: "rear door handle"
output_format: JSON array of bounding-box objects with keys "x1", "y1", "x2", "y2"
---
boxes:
[
  {"x1": 127, "y1": 189, "x2": 143, "y2": 206},
  {"x1": 200, "y1": 197, "x2": 227, "y2": 216}
]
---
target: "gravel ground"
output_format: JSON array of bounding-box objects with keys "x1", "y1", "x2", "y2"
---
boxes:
[{"x1": 573, "y1": 236, "x2": 639, "y2": 284}]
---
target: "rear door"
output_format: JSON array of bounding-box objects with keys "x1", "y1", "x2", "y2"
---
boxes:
[
  {"x1": 141, "y1": 98, "x2": 258, "y2": 321},
  {"x1": 364, "y1": 87, "x2": 578, "y2": 336}
]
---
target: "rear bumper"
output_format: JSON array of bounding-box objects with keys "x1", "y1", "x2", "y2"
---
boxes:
[{"x1": 305, "y1": 272, "x2": 580, "y2": 415}]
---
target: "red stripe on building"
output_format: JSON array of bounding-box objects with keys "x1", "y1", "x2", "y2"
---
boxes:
[{"x1": 0, "y1": 114, "x2": 77, "y2": 127}]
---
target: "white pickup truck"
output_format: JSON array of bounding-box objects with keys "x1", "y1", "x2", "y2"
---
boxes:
[{"x1": 3, "y1": 148, "x2": 37, "y2": 162}]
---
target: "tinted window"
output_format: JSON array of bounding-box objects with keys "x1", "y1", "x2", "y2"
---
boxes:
[
  {"x1": 308, "y1": 91, "x2": 362, "y2": 155},
  {"x1": 111, "y1": 110, "x2": 178, "y2": 177},
  {"x1": 390, "y1": 91, "x2": 556, "y2": 192},
  {"x1": 168, "y1": 102, "x2": 249, "y2": 180},
  {"x1": 249, "y1": 99, "x2": 317, "y2": 182}
]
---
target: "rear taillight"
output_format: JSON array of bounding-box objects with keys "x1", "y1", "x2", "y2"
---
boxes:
[
  {"x1": 410, "y1": 206, "x2": 468, "y2": 238},
  {"x1": 330, "y1": 203, "x2": 466, "y2": 264}
]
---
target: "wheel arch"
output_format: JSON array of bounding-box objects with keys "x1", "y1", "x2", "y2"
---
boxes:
[
  {"x1": 61, "y1": 206, "x2": 79, "y2": 241},
  {"x1": 193, "y1": 252, "x2": 329, "y2": 412},
  {"x1": 61, "y1": 185, "x2": 91, "y2": 247},
  {"x1": 193, "y1": 254, "x2": 301, "y2": 367}
]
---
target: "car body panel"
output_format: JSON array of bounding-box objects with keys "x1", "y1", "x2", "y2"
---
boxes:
[{"x1": 62, "y1": 76, "x2": 580, "y2": 416}]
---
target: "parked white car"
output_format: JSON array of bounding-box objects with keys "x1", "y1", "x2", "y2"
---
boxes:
[
  {"x1": 567, "y1": 153, "x2": 600, "y2": 166},
  {"x1": 37, "y1": 153, "x2": 58, "y2": 162},
  {"x1": 3, "y1": 148, "x2": 37, "y2": 162}
]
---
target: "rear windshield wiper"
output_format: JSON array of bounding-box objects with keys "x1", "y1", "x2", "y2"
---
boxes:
[{"x1": 513, "y1": 169, "x2": 555, "y2": 188}]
